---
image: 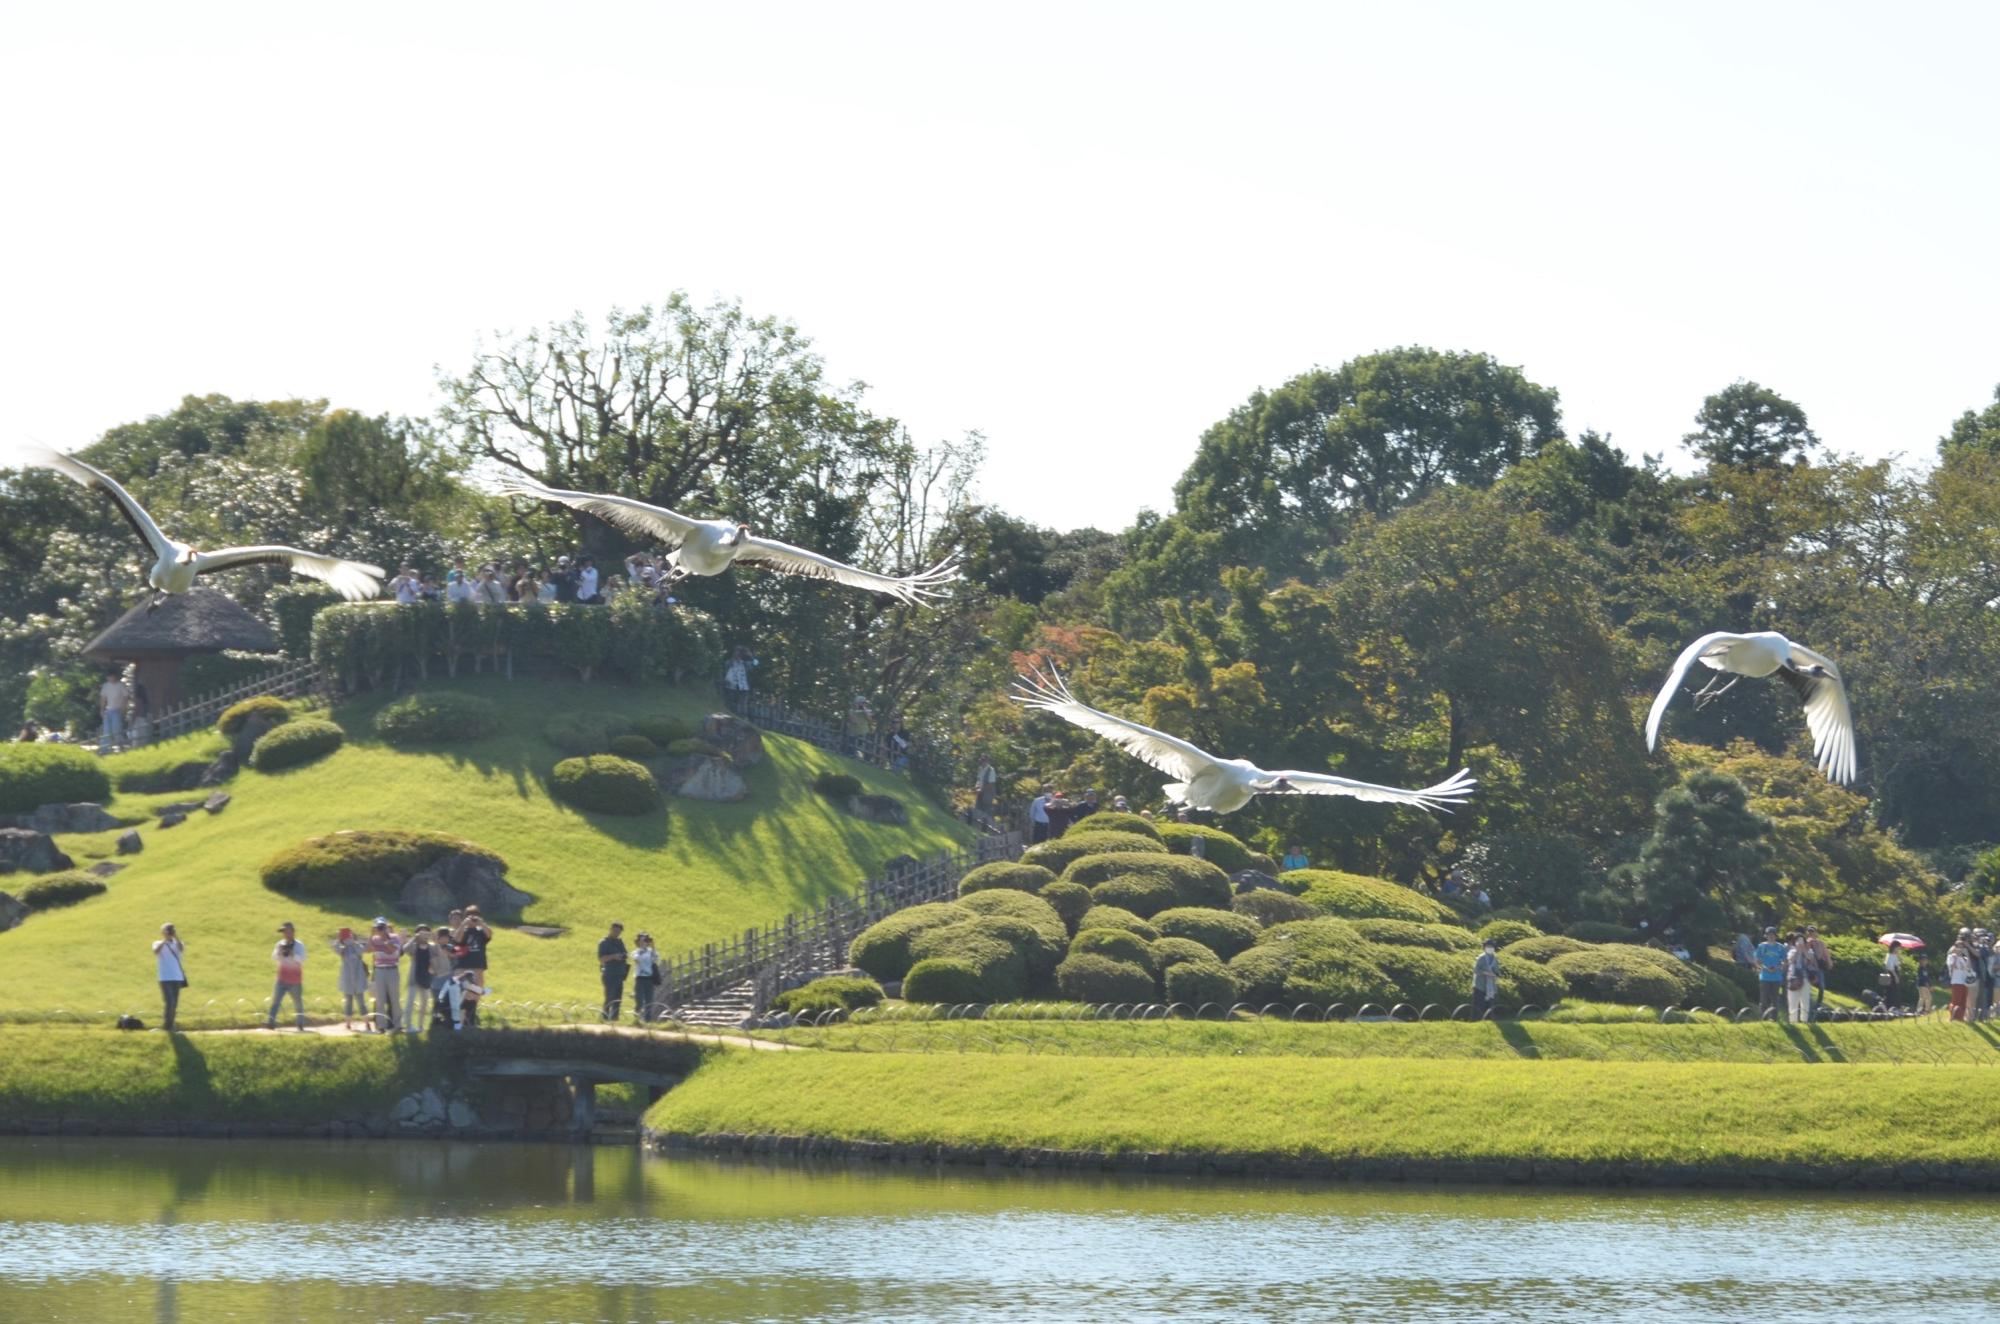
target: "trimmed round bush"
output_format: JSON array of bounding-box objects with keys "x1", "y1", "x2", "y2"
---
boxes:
[
  {"x1": 1821, "y1": 933, "x2": 1894, "y2": 1000},
  {"x1": 1076, "y1": 905, "x2": 1159, "y2": 942},
  {"x1": 770, "y1": 975, "x2": 885, "y2": 1016},
  {"x1": 1069, "y1": 810, "x2": 1162, "y2": 841},
  {"x1": 1350, "y1": 919, "x2": 1480, "y2": 953},
  {"x1": 609, "y1": 733, "x2": 659, "y2": 760},
  {"x1": 1068, "y1": 926, "x2": 1156, "y2": 971},
  {"x1": 249, "y1": 718, "x2": 345, "y2": 772},
  {"x1": 814, "y1": 770, "x2": 863, "y2": 801},
  {"x1": 16, "y1": 870, "x2": 107, "y2": 910},
  {"x1": 1564, "y1": 920, "x2": 1644, "y2": 944},
  {"x1": 1694, "y1": 963, "x2": 1750, "y2": 1009},
  {"x1": 543, "y1": 717, "x2": 609, "y2": 756},
  {"x1": 550, "y1": 755, "x2": 661, "y2": 815},
  {"x1": 1477, "y1": 918, "x2": 1544, "y2": 947},
  {"x1": 1495, "y1": 955, "x2": 1567, "y2": 1007},
  {"x1": 1064, "y1": 853, "x2": 1233, "y2": 913},
  {"x1": 630, "y1": 715, "x2": 694, "y2": 745},
  {"x1": 908, "y1": 917, "x2": 1036, "y2": 1000},
  {"x1": 1020, "y1": 830, "x2": 1168, "y2": 875},
  {"x1": 260, "y1": 829, "x2": 504, "y2": 900},
  {"x1": 1548, "y1": 947, "x2": 1691, "y2": 1006},
  {"x1": 0, "y1": 742, "x2": 110, "y2": 815},
  {"x1": 903, "y1": 958, "x2": 985, "y2": 1004},
  {"x1": 848, "y1": 901, "x2": 973, "y2": 981},
  {"x1": 1039, "y1": 880, "x2": 1094, "y2": 933},
  {"x1": 218, "y1": 695, "x2": 292, "y2": 737},
  {"x1": 958, "y1": 861, "x2": 1058, "y2": 897},
  {"x1": 1232, "y1": 889, "x2": 1314, "y2": 927},
  {"x1": 1245, "y1": 918, "x2": 1395, "y2": 1005},
  {"x1": 1152, "y1": 936, "x2": 1223, "y2": 972},
  {"x1": 1288, "y1": 869, "x2": 1456, "y2": 924},
  {"x1": 1165, "y1": 960, "x2": 1241, "y2": 1008},
  {"x1": 1500, "y1": 934, "x2": 1595, "y2": 964},
  {"x1": 1055, "y1": 952, "x2": 1155, "y2": 1003},
  {"x1": 1156, "y1": 822, "x2": 1262, "y2": 873},
  {"x1": 374, "y1": 691, "x2": 499, "y2": 746},
  {"x1": 1150, "y1": 907, "x2": 1262, "y2": 960},
  {"x1": 957, "y1": 890, "x2": 1069, "y2": 969},
  {"x1": 667, "y1": 738, "x2": 725, "y2": 759},
  {"x1": 1361, "y1": 942, "x2": 1478, "y2": 1006}
]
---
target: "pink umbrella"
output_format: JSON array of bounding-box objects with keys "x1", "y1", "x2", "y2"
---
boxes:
[{"x1": 1878, "y1": 932, "x2": 1926, "y2": 950}]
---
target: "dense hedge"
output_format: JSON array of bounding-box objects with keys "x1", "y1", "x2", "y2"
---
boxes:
[
  {"x1": 630, "y1": 715, "x2": 694, "y2": 745},
  {"x1": 1054, "y1": 952, "x2": 1155, "y2": 1003},
  {"x1": 1150, "y1": 907, "x2": 1261, "y2": 960},
  {"x1": 908, "y1": 917, "x2": 1035, "y2": 1000},
  {"x1": 1476, "y1": 918, "x2": 1545, "y2": 947},
  {"x1": 374, "y1": 692, "x2": 500, "y2": 746},
  {"x1": 311, "y1": 599, "x2": 722, "y2": 689},
  {"x1": 1288, "y1": 870, "x2": 1457, "y2": 924},
  {"x1": 609, "y1": 734, "x2": 659, "y2": 760},
  {"x1": 542, "y1": 717, "x2": 609, "y2": 756},
  {"x1": 16, "y1": 870, "x2": 107, "y2": 910},
  {"x1": 903, "y1": 958, "x2": 985, "y2": 1004},
  {"x1": 1821, "y1": 933, "x2": 1895, "y2": 1000},
  {"x1": 1156, "y1": 822, "x2": 1272, "y2": 874},
  {"x1": 1165, "y1": 960, "x2": 1242, "y2": 1007},
  {"x1": 1066, "y1": 854, "x2": 1233, "y2": 914},
  {"x1": 218, "y1": 695, "x2": 292, "y2": 737},
  {"x1": 1075, "y1": 905, "x2": 1158, "y2": 941},
  {"x1": 1500, "y1": 935, "x2": 1596, "y2": 964},
  {"x1": 1234, "y1": 920, "x2": 1385, "y2": 1005},
  {"x1": 958, "y1": 861, "x2": 1058, "y2": 898},
  {"x1": 1020, "y1": 830, "x2": 1169, "y2": 875},
  {"x1": 550, "y1": 755, "x2": 661, "y2": 815},
  {"x1": 957, "y1": 890, "x2": 1068, "y2": 968},
  {"x1": 1547, "y1": 949, "x2": 1686, "y2": 1006},
  {"x1": 1069, "y1": 810, "x2": 1162, "y2": 841},
  {"x1": 1232, "y1": 889, "x2": 1314, "y2": 927},
  {"x1": 261, "y1": 829, "x2": 505, "y2": 900},
  {"x1": 1068, "y1": 926, "x2": 1156, "y2": 971},
  {"x1": 1563, "y1": 920, "x2": 1644, "y2": 944},
  {"x1": 248, "y1": 719, "x2": 345, "y2": 772},
  {"x1": 0, "y1": 743, "x2": 110, "y2": 815},
  {"x1": 1151, "y1": 936, "x2": 1223, "y2": 972},
  {"x1": 1039, "y1": 880, "x2": 1094, "y2": 932},
  {"x1": 770, "y1": 975, "x2": 885, "y2": 1016},
  {"x1": 1350, "y1": 919, "x2": 1481, "y2": 953},
  {"x1": 666, "y1": 738, "x2": 724, "y2": 758},
  {"x1": 848, "y1": 902, "x2": 974, "y2": 981}
]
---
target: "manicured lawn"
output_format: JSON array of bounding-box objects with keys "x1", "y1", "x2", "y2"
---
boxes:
[
  {"x1": 647, "y1": 1050, "x2": 2000, "y2": 1170},
  {"x1": 0, "y1": 676, "x2": 968, "y2": 1023}
]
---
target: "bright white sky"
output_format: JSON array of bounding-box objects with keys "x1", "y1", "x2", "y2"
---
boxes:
[{"x1": 2, "y1": 1, "x2": 1996, "y2": 530}]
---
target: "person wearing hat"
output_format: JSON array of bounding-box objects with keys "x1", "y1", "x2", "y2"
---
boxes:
[
  {"x1": 267, "y1": 923, "x2": 308, "y2": 1030},
  {"x1": 1803, "y1": 925, "x2": 1831, "y2": 1013},
  {"x1": 1945, "y1": 934, "x2": 1975, "y2": 1021},
  {"x1": 366, "y1": 918, "x2": 404, "y2": 1033},
  {"x1": 1753, "y1": 926, "x2": 1788, "y2": 1020},
  {"x1": 1470, "y1": 938, "x2": 1502, "y2": 1018},
  {"x1": 552, "y1": 555, "x2": 577, "y2": 603},
  {"x1": 632, "y1": 931, "x2": 662, "y2": 1023},
  {"x1": 598, "y1": 922, "x2": 629, "y2": 1021},
  {"x1": 152, "y1": 923, "x2": 187, "y2": 1033},
  {"x1": 330, "y1": 925, "x2": 369, "y2": 1027}
]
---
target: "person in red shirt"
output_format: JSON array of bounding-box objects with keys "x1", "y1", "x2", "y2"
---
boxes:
[
  {"x1": 266, "y1": 922, "x2": 308, "y2": 1030},
  {"x1": 366, "y1": 918, "x2": 403, "y2": 1032}
]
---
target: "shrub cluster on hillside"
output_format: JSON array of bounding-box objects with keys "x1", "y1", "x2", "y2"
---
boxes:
[
  {"x1": 261, "y1": 829, "x2": 505, "y2": 899},
  {"x1": 550, "y1": 755, "x2": 662, "y2": 815},
  {"x1": 374, "y1": 692, "x2": 499, "y2": 746},
  {"x1": 248, "y1": 718, "x2": 346, "y2": 772},
  {"x1": 770, "y1": 975, "x2": 885, "y2": 1016},
  {"x1": 16, "y1": 870, "x2": 107, "y2": 910},
  {"x1": 217, "y1": 695, "x2": 292, "y2": 738},
  {"x1": 0, "y1": 743, "x2": 110, "y2": 815}
]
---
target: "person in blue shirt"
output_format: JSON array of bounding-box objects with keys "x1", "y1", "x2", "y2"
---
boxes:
[{"x1": 1754, "y1": 926, "x2": 1788, "y2": 1019}]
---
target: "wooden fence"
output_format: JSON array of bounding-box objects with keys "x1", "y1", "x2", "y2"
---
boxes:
[
  {"x1": 656, "y1": 828, "x2": 1025, "y2": 1012},
  {"x1": 123, "y1": 659, "x2": 330, "y2": 748}
]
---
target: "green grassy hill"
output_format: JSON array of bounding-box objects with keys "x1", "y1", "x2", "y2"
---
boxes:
[{"x1": 0, "y1": 676, "x2": 969, "y2": 1024}]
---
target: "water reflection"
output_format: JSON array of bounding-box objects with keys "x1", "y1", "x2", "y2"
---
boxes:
[{"x1": 0, "y1": 1138, "x2": 1991, "y2": 1324}]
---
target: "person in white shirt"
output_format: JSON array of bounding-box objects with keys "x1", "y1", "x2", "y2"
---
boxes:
[
  {"x1": 1028, "y1": 785, "x2": 1053, "y2": 843},
  {"x1": 98, "y1": 672, "x2": 131, "y2": 753},
  {"x1": 444, "y1": 570, "x2": 476, "y2": 604},
  {"x1": 152, "y1": 923, "x2": 187, "y2": 1031},
  {"x1": 390, "y1": 567, "x2": 423, "y2": 605},
  {"x1": 632, "y1": 931, "x2": 663, "y2": 1022},
  {"x1": 536, "y1": 571, "x2": 559, "y2": 604},
  {"x1": 474, "y1": 566, "x2": 508, "y2": 605},
  {"x1": 576, "y1": 558, "x2": 601, "y2": 604}
]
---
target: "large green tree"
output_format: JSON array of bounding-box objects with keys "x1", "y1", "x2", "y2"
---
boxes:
[
  {"x1": 1615, "y1": 770, "x2": 1779, "y2": 947},
  {"x1": 1684, "y1": 379, "x2": 1819, "y2": 470}
]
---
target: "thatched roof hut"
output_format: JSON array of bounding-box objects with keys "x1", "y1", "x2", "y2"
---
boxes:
[{"x1": 83, "y1": 589, "x2": 281, "y2": 711}]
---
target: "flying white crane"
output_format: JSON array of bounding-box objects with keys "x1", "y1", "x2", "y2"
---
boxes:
[
  {"x1": 25, "y1": 448, "x2": 384, "y2": 602},
  {"x1": 1644, "y1": 630, "x2": 1857, "y2": 785},
  {"x1": 496, "y1": 473, "x2": 959, "y2": 606},
  {"x1": 1011, "y1": 665, "x2": 1476, "y2": 816}
]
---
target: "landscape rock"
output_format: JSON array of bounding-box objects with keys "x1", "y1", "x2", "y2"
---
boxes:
[
  {"x1": 159, "y1": 801, "x2": 205, "y2": 817},
  {"x1": 116, "y1": 830, "x2": 143, "y2": 856},
  {"x1": 199, "y1": 750, "x2": 240, "y2": 787},
  {"x1": 0, "y1": 829, "x2": 74, "y2": 875},
  {"x1": 447, "y1": 1098, "x2": 479, "y2": 1129},
  {"x1": 158, "y1": 812, "x2": 187, "y2": 829},
  {"x1": 202, "y1": 792, "x2": 231, "y2": 815},
  {"x1": 699, "y1": 713, "x2": 765, "y2": 767},
  {"x1": 516, "y1": 925, "x2": 565, "y2": 939},
  {"x1": 847, "y1": 793, "x2": 908, "y2": 826},
  {"x1": 4, "y1": 803, "x2": 122, "y2": 835},
  {"x1": 1232, "y1": 871, "x2": 1282, "y2": 893},
  {"x1": 660, "y1": 754, "x2": 748, "y2": 803},
  {"x1": 0, "y1": 891, "x2": 26, "y2": 932},
  {"x1": 86, "y1": 861, "x2": 126, "y2": 879},
  {"x1": 399, "y1": 850, "x2": 533, "y2": 921},
  {"x1": 230, "y1": 711, "x2": 287, "y2": 761},
  {"x1": 118, "y1": 761, "x2": 210, "y2": 794}
]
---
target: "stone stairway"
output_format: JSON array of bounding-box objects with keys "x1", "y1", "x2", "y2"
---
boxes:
[{"x1": 669, "y1": 981, "x2": 758, "y2": 1028}]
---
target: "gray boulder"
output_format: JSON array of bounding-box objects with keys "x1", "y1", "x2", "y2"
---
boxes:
[
  {"x1": 199, "y1": 750, "x2": 240, "y2": 787},
  {"x1": 203, "y1": 792, "x2": 231, "y2": 814},
  {"x1": 700, "y1": 713, "x2": 765, "y2": 767},
  {"x1": 86, "y1": 861, "x2": 127, "y2": 879},
  {"x1": 5, "y1": 803, "x2": 122, "y2": 835},
  {"x1": 230, "y1": 711, "x2": 286, "y2": 761},
  {"x1": 399, "y1": 850, "x2": 533, "y2": 921},
  {"x1": 158, "y1": 812, "x2": 187, "y2": 829},
  {"x1": 848, "y1": 793, "x2": 908, "y2": 826},
  {"x1": 661, "y1": 754, "x2": 748, "y2": 803},
  {"x1": 0, "y1": 829, "x2": 74, "y2": 875},
  {"x1": 0, "y1": 891, "x2": 26, "y2": 932},
  {"x1": 116, "y1": 829, "x2": 143, "y2": 856}
]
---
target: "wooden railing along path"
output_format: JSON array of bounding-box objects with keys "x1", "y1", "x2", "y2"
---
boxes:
[{"x1": 117, "y1": 659, "x2": 330, "y2": 750}]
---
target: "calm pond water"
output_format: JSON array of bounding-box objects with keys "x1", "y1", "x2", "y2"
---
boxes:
[{"x1": 0, "y1": 1137, "x2": 1991, "y2": 1323}]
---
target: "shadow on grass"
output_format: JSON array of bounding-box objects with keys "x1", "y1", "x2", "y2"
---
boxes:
[{"x1": 1492, "y1": 1019, "x2": 1542, "y2": 1059}]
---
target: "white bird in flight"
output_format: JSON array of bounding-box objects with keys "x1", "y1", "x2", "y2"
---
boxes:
[
  {"x1": 1012, "y1": 666, "x2": 1476, "y2": 816},
  {"x1": 497, "y1": 474, "x2": 959, "y2": 606},
  {"x1": 26, "y1": 448, "x2": 385, "y2": 602},
  {"x1": 1645, "y1": 630, "x2": 1857, "y2": 785}
]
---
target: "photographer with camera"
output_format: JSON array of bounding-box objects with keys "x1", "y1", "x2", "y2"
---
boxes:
[
  {"x1": 266, "y1": 922, "x2": 308, "y2": 1030},
  {"x1": 152, "y1": 923, "x2": 187, "y2": 1032}
]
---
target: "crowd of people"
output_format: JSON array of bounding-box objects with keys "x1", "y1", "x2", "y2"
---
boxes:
[
  {"x1": 383, "y1": 552, "x2": 689, "y2": 609},
  {"x1": 1726, "y1": 924, "x2": 2000, "y2": 1022}
]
